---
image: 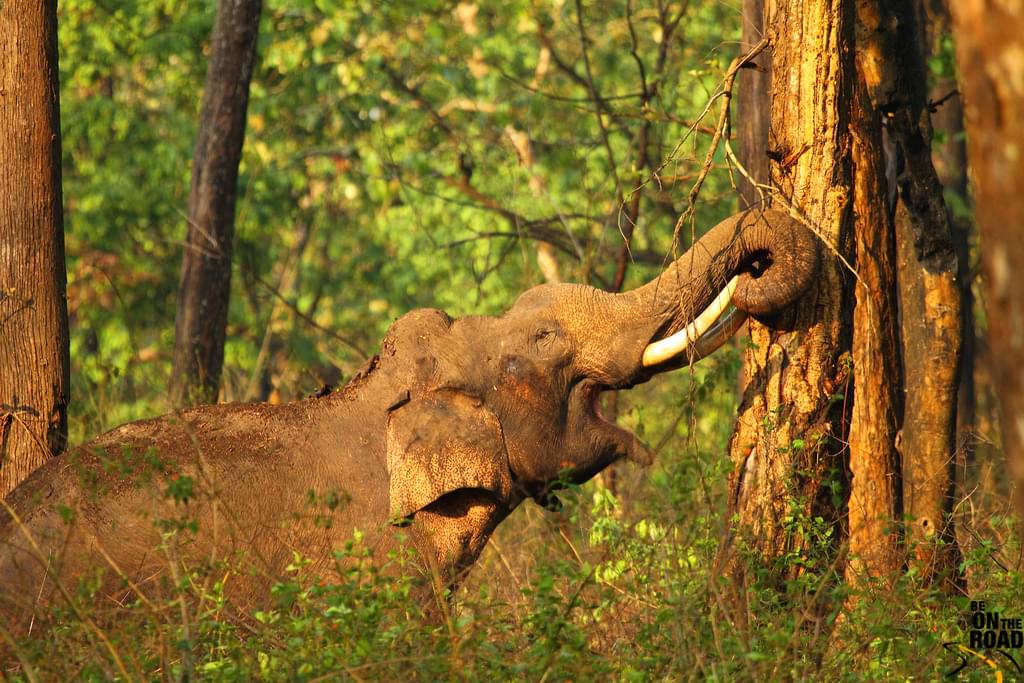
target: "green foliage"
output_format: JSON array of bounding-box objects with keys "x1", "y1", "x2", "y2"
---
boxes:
[{"x1": 6, "y1": 452, "x2": 1021, "y2": 679}]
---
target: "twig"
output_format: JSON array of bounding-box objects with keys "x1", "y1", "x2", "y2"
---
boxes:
[
  {"x1": 26, "y1": 548, "x2": 51, "y2": 636},
  {"x1": 381, "y1": 59, "x2": 590, "y2": 267},
  {"x1": 669, "y1": 38, "x2": 769, "y2": 252},
  {"x1": 244, "y1": 220, "x2": 315, "y2": 401},
  {"x1": 573, "y1": 0, "x2": 624, "y2": 204},
  {"x1": 537, "y1": 25, "x2": 615, "y2": 114},
  {"x1": 253, "y1": 275, "x2": 369, "y2": 359},
  {"x1": 485, "y1": 537, "x2": 523, "y2": 594},
  {"x1": 928, "y1": 88, "x2": 958, "y2": 111},
  {"x1": 0, "y1": 620, "x2": 40, "y2": 683},
  {"x1": 380, "y1": 63, "x2": 455, "y2": 138},
  {"x1": 0, "y1": 408, "x2": 52, "y2": 463},
  {"x1": 722, "y1": 141, "x2": 863, "y2": 286},
  {"x1": 442, "y1": 229, "x2": 579, "y2": 259},
  {"x1": 163, "y1": 534, "x2": 195, "y2": 683},
  {"x1": 498, "y1": 69, "x2": 644, "y2": 103},
  {"x1": 625, "y1": 0, "x2": 650, "y2": 96},
  {"x1": 558, "y1": 528, "x2": 585, "y2": 566},
  {"x1": 612, "y1": 0, "x2": 690, "y2": 291}
]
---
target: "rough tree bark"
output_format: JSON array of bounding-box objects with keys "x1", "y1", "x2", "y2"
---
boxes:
[
  {"x1": 722, "y1": 0, "x2": 966, "y2": 587},
  {"x1": 918, "y1": 0, "x2": 978, "y2": 583},
  {"x1": 856, "y1": 0, "x2": 963, "y2": 583},
  {"x1": 734, "y1": 0, "x2": 771, "y2": 399},
  {"x1": 948, "y1": 0, "x2": 1024, "y2": 518},
  {"x1": 916, "y1": 0, "x2": 973, "y2": 460},
  {"x1": 724, "y1": 0, "x2": 929, "y2": 583},
  {"x1": 722, "y1": 1, "x2": 856, "y2": 578},
  {"x1": 846, "y1": 63, "x2": 903, "y2": 580},
  {"x1": 170, "y1": 0, "x2": 262, "y2": 407},
  {"x1": 0, "y1": 0, "x2": 70, "y2": 498}
]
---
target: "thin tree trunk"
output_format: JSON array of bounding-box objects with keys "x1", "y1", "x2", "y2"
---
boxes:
[
  {"x1": 0, "y1": 0, "x2": 70, "y2": 498},
  {"x1": 846, "y1": 58, "x2": 903, "y2": 580},
  {"x1": 735, "y1": 0, "x2": 771, "y2": 397},
  {"x1": 737, "y1": 0, "x2": 770, "y2": 210},
  {"x1": 721, "y1": 1, "x2": 855, "y2": 579},
  {"x1": 854, "y1": 0, "x2": 963, "y2": 583},
  {"x1": 948, "y1": 1, "x2": 1024, "y2": 519},
  {"x1": 918, "y1": 0, "x2": 977, "y2": 584},
  {"x1": 170, "y1": 0, "x2": 262, "y2": 407},
  {"x1": 918, "y1": 0, "x2": 974, "y2": 460}
]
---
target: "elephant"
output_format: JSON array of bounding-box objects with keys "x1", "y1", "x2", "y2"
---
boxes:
[{"x1": 0, "y1": 208, "x2": 819, "y2": 630}]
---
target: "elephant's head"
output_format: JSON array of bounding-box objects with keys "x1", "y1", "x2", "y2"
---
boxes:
[{"x1": 383, "y1": 209, "x2": 819, "y2": 521}]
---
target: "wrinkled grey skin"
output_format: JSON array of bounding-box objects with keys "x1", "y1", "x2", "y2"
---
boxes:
[{"x1": 0, "y1": 209, "x2": 819, "y2": 627}]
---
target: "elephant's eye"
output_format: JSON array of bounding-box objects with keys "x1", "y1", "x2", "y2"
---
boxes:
[
  {"x1": 532, "y1": 326, "x2": 567, "y2": 357},
  {"x1": 533, "y1": 328, "x2": 556, "y2": 344},
  {"x1": 530, "y1": 325, "x2": 570, "y2": 367}
]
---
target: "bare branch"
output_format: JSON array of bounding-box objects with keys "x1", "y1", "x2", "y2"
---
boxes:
[
  {"x1": 668, "y1": 38, "x2": 769, "y2": 253},
  {"x1": 573, "y1": 0, "x2": 624, "y2": 203},
  {"x1": 254, "y1": 275, "x2": 369, "y2": 360},
  {"x1": 611, "y1": 0, "x2": 691, "y2": 291}
]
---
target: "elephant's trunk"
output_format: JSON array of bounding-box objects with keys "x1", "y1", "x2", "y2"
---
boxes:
[
  {"x1": 627, "y1": 209, "x2": 818, "y2": 317},
  {"x1": 590, "y1": 209, "x2": 820, "y2": 383}
]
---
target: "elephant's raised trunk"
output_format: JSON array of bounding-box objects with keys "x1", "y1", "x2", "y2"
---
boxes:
[{"x1": 593, "y1": 209, "x2": 820, "y2": 382}]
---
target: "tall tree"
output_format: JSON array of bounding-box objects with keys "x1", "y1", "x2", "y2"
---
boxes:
[
  {"x1": 0, "y1": 0, "x2": 70, "y2": 497},
  {"x1": 948, "y1": 1, "x2": 1024, "y2": 518},
  {"x1": 859, "y1": 0, "x2": 962, "y2": 583},
  {"x1": 916, "y1": 0, "x2": 974, "y2": 457},
  {"x1": 721, "y1": 0, "x2": 858, "y2": 578},
  {"x1": 722, "y1": 0, "x2": 962, "y2": 585},
  {"x1": 847, "y1": 0, "x2": 905, "y2": 581},
  {"x1": 170, "y1": 0, "x2": 262, "y2": 407}
]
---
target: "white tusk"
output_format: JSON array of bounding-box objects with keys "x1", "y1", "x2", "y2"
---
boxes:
[
  {"x1": 642, "y1": 276, "x2": 740, "y2": 367},
  {"x1": 688, "y1": 306, "x2": 748, "y2": 360}
]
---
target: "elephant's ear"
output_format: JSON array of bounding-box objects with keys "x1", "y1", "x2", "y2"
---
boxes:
[{"x1": 385, "y1": 389, "x2": 513, "y2": 523}]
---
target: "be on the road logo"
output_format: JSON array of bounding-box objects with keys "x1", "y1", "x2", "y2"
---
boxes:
[{"x1": 944, "y1": 600, "x2": 1023, "y2": 679}]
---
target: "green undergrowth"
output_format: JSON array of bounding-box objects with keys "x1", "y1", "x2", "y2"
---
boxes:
[
  {"x1": 3, "y1": 457, "x2": 1022, "y2": 680},
  {"x1": 3, "y1": 500, "x2": 1022, "y2": 681}
]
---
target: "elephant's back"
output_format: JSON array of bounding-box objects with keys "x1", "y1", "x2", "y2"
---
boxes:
[{"x1": 0, "y1": 394, "x2": 403, "y2": 630}]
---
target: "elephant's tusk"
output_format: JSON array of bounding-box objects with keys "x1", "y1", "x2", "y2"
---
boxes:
[
  {"x1": 641, "y1": 276, "x2": 740, "y2": 367},
  {"x1": 688, "y1": 306, "x2": 748, "y2": 360}
]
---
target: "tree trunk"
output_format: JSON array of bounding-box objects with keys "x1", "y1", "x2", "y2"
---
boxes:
[
  {"x1": 0, "y1": 0, "x2": 70, "y2": 497},
  {"x1": 854, "y1": 0, "x2": 964, "y2": 584},
  {"x1": 737, "y1": 0, "x2": 770, "y2": 210},
  {"x1": 734, "y1": 0, "x2": 771, "y2": 398},
  {"x1": 170, "y1": 0, "x2": 262, "y2": 407},
  {"x1": 917, "y1": 0, "x2": 974, "y2": 461},
  {"x1": 918, "y1": 0, "x2": 978, "y2": 583},
  {"x1": 846, "y1": 66, "x2": 903, "y2": 580},
  {"x1": 721, "y1": 1, "x2": 855, "y2": 579},
  {"x1": 724, "y1": 0, "x2": 936, "y2": 584},
  {"x1": 948, "y1": 1, "x2": 1024, "y2": 519}
]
